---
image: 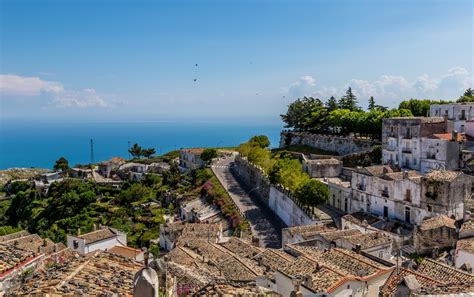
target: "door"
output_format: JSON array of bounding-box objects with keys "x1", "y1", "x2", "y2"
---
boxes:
[
  {"x1": 405, "y1": 207, "x2": 411, "y2": 223},
  {"x1": 383, "y1": 206, "x2": 388, "y2": 218}
]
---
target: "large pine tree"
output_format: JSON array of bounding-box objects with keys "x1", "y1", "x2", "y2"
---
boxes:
[
  {"x1": 338, "y1": 87, "x2": 360, "y2": 111},
  {"x1": 326, "y1": 96, "x2": 338, "y2": 111}
]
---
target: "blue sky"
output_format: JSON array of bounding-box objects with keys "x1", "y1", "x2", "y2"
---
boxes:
[{"x1": 1, "y1": 0, "x2": 473, "y2": 122}]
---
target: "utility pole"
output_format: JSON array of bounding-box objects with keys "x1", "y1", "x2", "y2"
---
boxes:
[{"x1": 90, "y1": 139, "x2": 94, "y2": 164}]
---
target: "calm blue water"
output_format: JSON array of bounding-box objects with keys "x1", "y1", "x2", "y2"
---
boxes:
[{"x1": 0, "y1": 120, "x2": 283, "y2": 169}]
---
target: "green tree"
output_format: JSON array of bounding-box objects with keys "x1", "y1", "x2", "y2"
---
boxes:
[
  {"x1": 201, "y1": 148, "x2": 218, "y2": 164},
  {"x1": 295, "y1": 179, "x2": 329, "y2": 208},
  {"x1": 249, "y1": 135, "x2": 270, "y2": 148},
  {"x1": 457, "y1": 88, "x2": 474, "y2": 103},
  {"x1": 338, "y1": 87, "x2": 360, "y2": 111},
  {"x1": 142, "y1": 148, "x2": 156, "y2": 158},
  {"x1": 368, "y1": 96, "x2": 376, "y2": 110},
  {"x1": 268, "y1": 156, "x2": 309, "y2": 193},
  {"x1": 129, "y1": 143, "x2": 143, "y2": 159},
  {"x1": 280, "y1": 96, "x2": 328, "y2": 132},
  {"x1": 54, "y1": 157, "x2": 69, "y2": 171},
  {"x1": 118, "y1": 183, "x2": 151, "y2": 205},
  {"x1": 325, "y1": 96, "x2": 338, "y2": 111}
]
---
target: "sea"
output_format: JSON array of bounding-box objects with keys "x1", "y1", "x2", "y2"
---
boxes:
[{"x1": 0, "y1": 119, "x2": 283, "y2": 169}]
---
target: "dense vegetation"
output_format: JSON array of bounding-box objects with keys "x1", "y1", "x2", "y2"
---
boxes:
[
  {"x1": 281, "y1": 88, "x2": 473, "y2": 138},
  {"x1": 0, "y1": 147, "x2": 250, "y2": 247},
  {"x1": 237, "y1": 136, "x2": 329, "y2": 207}
]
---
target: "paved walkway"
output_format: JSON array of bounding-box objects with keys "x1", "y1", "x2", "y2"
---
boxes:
[{"x1": 212, "y1": 156, "x2": 284, "y2": 248}]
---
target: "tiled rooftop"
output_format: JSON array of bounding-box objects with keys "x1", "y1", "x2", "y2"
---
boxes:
[
  {"x1": 17, "y1": 251, "x2": 142, "y2": 295},
  {"x1": 424, "y1": 170, "x2": 462, "y2": 182},
  {"x1": 194, "y1": 282, "x2": 272, "y2": 296},
  {"x1": 181, "y1": 148, "x2": 205, "y2": 154},
  {"x1": 419, "y1": 215, "x2": 456, "y2": 231},
  {"x1": 319, "y1": 229, "x2": 361, "y2": 242},
  {"x1": 342, "y1": 212, "x2": 381, "y2": 226},
  {"x1": 364, "y1": 165, "x2": 394, "y2": 176},
  {"x1": 417, "y1": 258, "x2": 474, "y2": 285},
  {"x1": 0, "y1": 243, "x2": 39, "y2": 278},
  {"x1": 343, "y1": 232, "x2": 392, "y2": 249},
  {"x1": 252, "y1": 248, "x2": 295, "y2": 273},
  {"x1": 77, "y1": 227, "x2": 118, "y2": 244},
  {"x1": 0, "y1": 230, "x2": 30, "y2": 242},
  {"x1": 460, "y1": 220, "x2": 474, "y2": 232},
  {"x1": 457, "y1": 237, "x2": 474, "y2": 254},
  {"x1": 283, "y1": 224, "x2": 335, "y2": 239},
  {"x1": 288, "y1": 245, "x2": 389, "y2": 277},
  {"x1": 279, "y1": 256, "x2": 344, "y2": 293},
  {"x1": 3, "y1": 234, "x2": 57, "y2": 255},
  {"x1": 220, "y1": 237, "x2": 263, "y2": 258},
  {"x1": 107, "y1": 245, "x2": 143, "y2": 260},
  {"x1": 382, "y1": 171, "x2": 422, "y2": 181},
  {"x1": 379, "y1": 268, "x2": 443, "y2": 296}
]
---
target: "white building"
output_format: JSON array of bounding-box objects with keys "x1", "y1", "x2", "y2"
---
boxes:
[
  {"x1": 455, "y1": 237, "x2": 474, "y2": 272},
  {"x1": 349, "y1": 165, "x2": 471, "y2": 226},
  {"x1": 66, "y1": 227, "x2": 127, "y2": 255},
  {"x1": 430, "y1": 102, "x2": 474, "y2": 132},
  {"x1": 179, "y1": 148, "x2": 205, "y2": 171}
]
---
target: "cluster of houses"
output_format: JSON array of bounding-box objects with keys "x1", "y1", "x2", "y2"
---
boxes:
[{"x1": 0, "y1": 226, "x2": 147, "y2": 295}]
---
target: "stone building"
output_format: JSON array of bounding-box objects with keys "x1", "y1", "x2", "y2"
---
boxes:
[
  {"x1": 430, "y1": 102, "x2": 474, "y2": 132},
  {"x1": 382, "y1": 117, "x2": 447, "y2": 171},
  {"x1": 301, "y1": 155, "x2": 342, "y2": 178},
  {"x1": 420, "y1": 170, "x2": 471, "y2": 221},
  {"x1": 414, "y1": 215, "x2": 457, "y2": 255},
  {"x1": 349, "y1": 165, "x2": 470, "y2": 225},
  {"x1": 66, "y1": 226, "x2": 127, "y2": 255}
]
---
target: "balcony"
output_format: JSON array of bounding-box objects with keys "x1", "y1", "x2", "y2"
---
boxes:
[{"x1": 402, "y1": 148, "x2": 412, "y2": 154}]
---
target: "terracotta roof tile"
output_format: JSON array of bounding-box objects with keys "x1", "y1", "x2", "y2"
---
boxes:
[
  {"x1": 419, "y1": 215, "x2": 456, "y2": 231},
  {"x1": 417, "y1": 258, "x2": 474, "y2": 285}
]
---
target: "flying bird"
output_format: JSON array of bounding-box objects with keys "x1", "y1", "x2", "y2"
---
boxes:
[
  {"x1": 193, "y1": 78, "x2": 197, "y2": 82},
  {"x1": 195, "y1": 64, "x2": 198, "y2": 67}
]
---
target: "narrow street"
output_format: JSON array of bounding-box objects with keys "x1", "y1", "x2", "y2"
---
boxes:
[{"x1": 212, "y1": 156, "x2": 284, "y2": 248}]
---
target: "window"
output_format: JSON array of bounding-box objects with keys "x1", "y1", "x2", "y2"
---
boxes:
[
  {"x1": 406, "y1": 189, "x2": 411, "y2": 202},
  {"x1": 461, "y1": 110, "x2": 466, "y2": 120},
  {"x1": 427, "y1": 205, "x2": 432, "y2": 212},
  {"x1": 414, "y1": 158, "x2": 417, "y2": 165},
  {"x1": 405, "y1": 207, "x2": 411, "y2": 223},
  {"x1": 73, "y1": 240, "x2": 79, "y2": 249}
]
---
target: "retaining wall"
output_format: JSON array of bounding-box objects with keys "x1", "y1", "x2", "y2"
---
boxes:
[
  {"x1": 280, "y1": 131, "x2": 376, "y2": 156},
  {"x1": 232, "y1": 156, "x2": 317, "y2": 227}
]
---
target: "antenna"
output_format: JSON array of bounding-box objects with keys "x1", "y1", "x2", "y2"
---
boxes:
[{"x1": 90, "y1": 139, "x2": 94, "y2": 164}]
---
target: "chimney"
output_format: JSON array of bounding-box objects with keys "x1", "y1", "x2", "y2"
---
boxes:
[
  {"x1": 452, "y1": 130, "x2": 458, "y2": 141},
  {"x1": 355, "y1": 244, "x2": 362, "y2": 254},
  {"x1": 403, "y1": 171, "x2": 408, "y2": 179},
  {"x1": 93, "y1": 224, "x2": 97, "y2": 231},
  {"x1": 143, "y1": 247, "x2": 149, "y2": 268},
  {"x1": 77, "y1": 228, "x2": 81, "y2": 236}
]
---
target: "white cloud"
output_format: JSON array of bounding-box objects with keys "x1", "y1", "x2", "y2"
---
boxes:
[
  {"x1": 284, "y1": 67, "x2": 473, "y2": 107},
  {"x1": 0, "y1": 74, "x2": 63, "y2": 96},
  {"x1": 0, "y1": 74, "x2": 110, "y2": 108}
]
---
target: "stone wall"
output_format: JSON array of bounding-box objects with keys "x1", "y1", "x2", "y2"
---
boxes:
[
  {"x1": 232, "y1": 156, "x2": 271, "y2": 205},
  {"x1": 232, "y1": 156, "x2": 317, "y2": 227},
  {"x1": 280, "y1": 131, "x2": 376, "y2": 156}
]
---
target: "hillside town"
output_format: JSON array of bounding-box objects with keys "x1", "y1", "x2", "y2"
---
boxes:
[{"x1": 1, "y1": 100, "x2": 474, "y2": 296}]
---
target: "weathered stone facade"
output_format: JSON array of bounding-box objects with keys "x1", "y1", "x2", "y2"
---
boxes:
[
  {"x1": 280, "y1": 131, "x2": 376, "y2": 156},
  {"x1": 414, "y1": 215, "x2": 457, "y2": 255},
  {"x1": 430, "y1": 103, "x2": 474, "y2": 132},
  {"x1": 381, "y1": 117, "x2": 447, "y2": 171}
]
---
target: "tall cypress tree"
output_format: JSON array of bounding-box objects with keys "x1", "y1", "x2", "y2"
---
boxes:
[{"x1": 368, "y1": 96, "x2": 376, "y2": 110}]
